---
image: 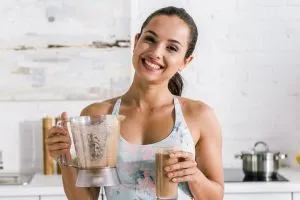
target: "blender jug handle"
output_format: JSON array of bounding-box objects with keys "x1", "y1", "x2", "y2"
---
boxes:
[{"x1": 56, "y1": 119, "x2": 69, "y2": 167}]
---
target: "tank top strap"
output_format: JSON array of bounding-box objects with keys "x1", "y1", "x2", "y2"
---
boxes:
[
  {"x1": 173, "y1": 96, "x2": 184, "y2": 123},
  {"x1": 173, "y1": 96, "x2": 196, "y2": 156},
  {"x1": 112, "y1": 98, "x2": 122, "y2": 115}
]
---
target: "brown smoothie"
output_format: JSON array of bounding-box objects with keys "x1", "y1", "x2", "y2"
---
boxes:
[
  {"x1": 71, "y1": 116, "x2": 121, "y2": 169},
  {"x1": 155, "y1": 152, "x2": 178, "y2": 199}
]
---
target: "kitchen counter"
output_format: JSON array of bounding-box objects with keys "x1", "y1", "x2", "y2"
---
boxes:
[
  {"x1": 1, "y1": 168, "x2": 300, "y2": 196},
  {"x1": 225, "y1": 168, "x2": 300, "y2": 193},
  {"x1": 0, "y1": 174, "x2": 65, "y2": 196}
]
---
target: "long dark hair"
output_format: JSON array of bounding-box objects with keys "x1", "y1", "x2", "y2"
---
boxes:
[{"x1": 139, "y1": 6, "x2": 198, "y2": 96}]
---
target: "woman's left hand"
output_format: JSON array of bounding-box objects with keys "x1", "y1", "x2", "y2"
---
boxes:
[{"x1": 164, "y1": 151, "x2": 200, "y2": 183}]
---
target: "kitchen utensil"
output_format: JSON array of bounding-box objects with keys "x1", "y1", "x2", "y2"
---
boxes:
[
  {"x1": 235, "y1": 141, "x2": 287, "y2": 177},
  {"x1": 42, "y1": 117, "x2": 54, "y2": 175},
  {"x1": 57, "y1": 114, "x2": 125, "y2": 187}
]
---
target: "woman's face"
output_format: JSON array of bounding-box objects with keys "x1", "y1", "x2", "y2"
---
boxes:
[{"x1": 132, "y1": 15, "x2": 192, "y2": 84}]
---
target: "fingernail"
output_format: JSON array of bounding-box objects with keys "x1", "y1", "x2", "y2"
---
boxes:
[
  {"x1": 165, "y1": 166, "x2": 170, "y2": 171},
  {"x1": 168, "y1": 173, "x2": 173, "y2": 178}
]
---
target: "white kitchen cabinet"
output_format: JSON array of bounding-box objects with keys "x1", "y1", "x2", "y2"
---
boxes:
[
  {"x1": 293, "y1": 193, "x2": 300, "y2": 200},
  {"x1": 0, "y1": 197, "x2": 39, "y2": 200},
  {"x1": 224, "y1": 193, "x2": 292, "y2": 200},
  {"x1": 40, "y1": 196, "x2": 68, "y2": 200}
]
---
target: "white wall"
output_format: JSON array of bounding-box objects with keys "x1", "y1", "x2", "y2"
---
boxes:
[
  {"x1": 0, "y1": 100, "x2": 92, "y2": 172},
  {"x1": 0, "y1": 0, "x2": 300, "y2": 173},
  {"x1": 0, "y1": 0, "x2": 131, "y2": 101},
  {"x1": 0, "y1": 0, "x2": 132, "y2": 172}
]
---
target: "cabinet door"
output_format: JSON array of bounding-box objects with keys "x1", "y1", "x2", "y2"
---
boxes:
[
  {"x1": 224, "y1": 193, "x2": 292, "y2": 200},
  {"x1": 293, "y1": 193, "x2": 300, "y2": 200},
  {"x1": 40, "y1": 196, "x2": 68, "y2": 200},
  {"x1": 0, "y1": 197, "x2": 39, "y2": 200}
]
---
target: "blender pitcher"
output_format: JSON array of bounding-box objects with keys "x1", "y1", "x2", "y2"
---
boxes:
[{"x1": 57, "y1": 114, "x2": 125, "y2": 187}]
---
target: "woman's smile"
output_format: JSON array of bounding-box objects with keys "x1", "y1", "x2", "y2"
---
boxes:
[{"x1": 141, "y1": 57, "x2": 164, "y2": 73}]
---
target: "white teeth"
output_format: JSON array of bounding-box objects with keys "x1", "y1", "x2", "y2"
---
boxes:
[{"x1": 145, "y1": 60, "x2": 161, "y2": 70}]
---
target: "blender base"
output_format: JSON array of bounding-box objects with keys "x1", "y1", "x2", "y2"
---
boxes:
[{"x1": 76, "y1": 167, "x2": 120, "y2": 187}]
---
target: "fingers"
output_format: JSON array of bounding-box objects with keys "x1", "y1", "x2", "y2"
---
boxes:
[
  {"x1": 48, "y1": 142, "x2": 70, "y2": 151},
  {"x1": 164, "y1": 151, "x2": 198, "y2": 183},
  {"x1": 58, "y1": 112, "x2": 69, "y2": 129},
  {"x1": 48, "y1": 126, "x2": 68, "y2": 137},
  {"x1": 166, "y1": 161, "x2": 198, "y2": 183},
  {"x1": 46, "y1": 135, "x2": 70, "y2": 145},
  {"x1": 46, "y1": 136, "x2": 70, "y2": 159},
  {"x1": 171, "y1": 174, "x2": 197, "y2": 182},
  {"x1": 165, "y1": 160, "x2": 197, "y2": 172},
  {"x1": 166, "y1": 161, "x2": 197, "y2": 175},
  {"x1": 169, "y1": 151, "x2": 194, "y2": 161},
  {"x1": 164, "y1": 157, "x2": 178, "y2": 165},
  {"x1": 46, "y1": 111, "x2": 70, "y2": 160},
  {"x1": 61, "y1": 112, "x2": 68, "y2": 122}
]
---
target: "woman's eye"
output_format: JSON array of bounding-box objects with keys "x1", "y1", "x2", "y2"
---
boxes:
[
  {"x1": 167, "y1": 46, "x2": 178, "y2": 52},
  {"x1": 144, "y1": 36, "x2": 155, "y2": 43}
]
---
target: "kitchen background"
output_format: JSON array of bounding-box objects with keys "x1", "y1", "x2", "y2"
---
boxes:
[{"x1": 0, "y1": 0, "x2": 299, "y2": 174}]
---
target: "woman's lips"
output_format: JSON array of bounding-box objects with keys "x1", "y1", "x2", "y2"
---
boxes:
[{"x1": 142, "y1": 58, "x2": 164, "y2": 72}]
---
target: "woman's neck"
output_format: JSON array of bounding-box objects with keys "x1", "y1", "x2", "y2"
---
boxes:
[{"x1": 122, "y1": 78, "x2": 174, "y2": 110}]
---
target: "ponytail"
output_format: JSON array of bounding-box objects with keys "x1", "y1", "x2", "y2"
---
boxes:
[{"x1": 168, "y1": 72, "x2": 183, "y2": 96}]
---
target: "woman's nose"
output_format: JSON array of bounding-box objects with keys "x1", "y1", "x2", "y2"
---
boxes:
[{"x1": 151, "y1": 44, "x2": 164, "y2": 59}]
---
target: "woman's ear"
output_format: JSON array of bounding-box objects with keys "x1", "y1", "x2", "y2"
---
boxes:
[{"x1": 181, "y1": 55, "x2": 194, "y2": 71}]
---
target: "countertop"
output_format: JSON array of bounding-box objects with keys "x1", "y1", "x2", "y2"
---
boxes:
[
  {"x1": 0, "y1": 174, "x2": 65, "y2": 196},
  {"x1": 1, "y1": 168, "x2": 300, "y2": 196},
  {"x1": 225, "y1": 168, "x2": 300, "y2": 193}
]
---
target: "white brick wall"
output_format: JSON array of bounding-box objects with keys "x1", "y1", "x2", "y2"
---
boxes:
[
  {"x1": 0, "y1": 0, "x2": 299, "y2": 172},
  {"x1": 0, "y1": 0, "x2": 132, "y2": 101}
]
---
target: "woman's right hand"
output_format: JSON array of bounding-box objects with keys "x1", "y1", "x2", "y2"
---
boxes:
[{"x1": 46, "y1": 112, "x2": 71, "y2": 161}]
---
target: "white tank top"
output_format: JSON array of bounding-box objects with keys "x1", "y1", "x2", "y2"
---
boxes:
[{"x1": 104, "y1": 96, "x2": 195, "y2": 200}]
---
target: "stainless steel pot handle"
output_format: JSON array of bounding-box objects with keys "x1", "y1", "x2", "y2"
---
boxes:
[
  {"x1": 252, "y1": 141, "x2": 269, "y2": 152},
  {"x1": 275, "y1": 153, "x2": 288, "y2": 160},
  {"x1": 235, "y1": 154, "x2": 242, "y2": 159}
]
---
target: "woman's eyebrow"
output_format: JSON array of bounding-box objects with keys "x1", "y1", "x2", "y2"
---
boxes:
[{"x1": 144, "y1": 30, "x2": 183, "y2": 46}]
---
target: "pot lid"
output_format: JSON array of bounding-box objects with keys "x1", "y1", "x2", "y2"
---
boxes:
[{"x1": 241, "y1": 141, "x2": 279, "y2": 155}]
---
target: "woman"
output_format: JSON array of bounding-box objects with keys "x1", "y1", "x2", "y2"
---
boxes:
[{"x1": 47, "y1": 6, "x2": 224, "y2": 200}]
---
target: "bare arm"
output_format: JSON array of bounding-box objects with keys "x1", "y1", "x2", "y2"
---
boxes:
[
  {"x1": 49, "y1": 100, "x2": 115, "y2": 200},
  {"x1": 188, "y1": 107, "x2": 224, "y2": 200},
  {"x1": 163, "y1": 103, "x2": 224, "y2": 200},
  {"x1": 48, "y1": 112, "x2": 100, "y2": 200}
]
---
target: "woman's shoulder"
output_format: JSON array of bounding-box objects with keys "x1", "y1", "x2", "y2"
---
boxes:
[
  {"x1": 177, "y1": 96, "x2": 216, "y2": 120},
  {"x1": 179, "y1": 97, "x2": 213, "y2": 115},
  {"x1": 80, "y1": 97, "x2": 121, "y2": 116},
  {"x1": 177, "y1": 96, "x2": 220, "y2": 139}
]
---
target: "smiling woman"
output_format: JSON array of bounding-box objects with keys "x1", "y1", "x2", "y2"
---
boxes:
[
  {"x1": 133, "y1": 7, "x2": 197, "y2": 97},
  {"x1": 132, "y1": 15, "x2": 192, "y2": 87},
  {"x1": 46, "y1": 6, "x2": 224, "y2": 200}
]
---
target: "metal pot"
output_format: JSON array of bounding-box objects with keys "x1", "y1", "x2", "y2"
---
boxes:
[{"x1": 235, "y1": 141, "x2": 287, "y2": 177}]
